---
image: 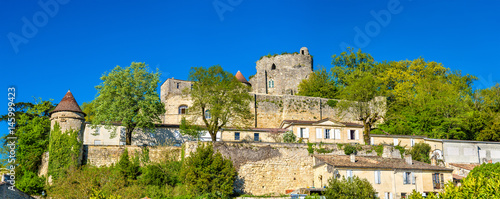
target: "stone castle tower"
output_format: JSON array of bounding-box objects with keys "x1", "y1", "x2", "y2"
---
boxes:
[
  {"x1": 249, "y1": 47, "x2": 313, "y2": 95},
  {"x1": 49, "y1": 90, "x2": 86, "y2": 139}
]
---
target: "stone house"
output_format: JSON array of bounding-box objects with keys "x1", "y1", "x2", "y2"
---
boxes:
[
  {"x1": 313, "y1": 154, "x2": 453, "y2": 199},
  {"x1": 280, "y1": 118, "x2": 365, "y2": 144}
]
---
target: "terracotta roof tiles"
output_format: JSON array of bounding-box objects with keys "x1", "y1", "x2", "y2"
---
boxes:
[
  {"x1": 50, "y1": 90, "x2": 86, "y2": 116},
  {"x1": 314, "y1": 155, "x2": 453, "y2": 171}
]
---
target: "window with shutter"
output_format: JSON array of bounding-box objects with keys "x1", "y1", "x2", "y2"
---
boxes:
[
  {"x1": 324, "y1": 129, "x2": 330, "y2": 139},
  {"x1": 304, "y1": 128, "x2": 309, "y2": 138},
  {"x1": 374, "y1": 170, "x2": 381, "y2": 184},
  {"x1": 412, "y1": 173, "x2": 416, "y2": 184},
  {"x1": 316, "y1": 128, "x2": 322, "y2": 139},
  {"x1": 394, "y1": 138, "x2": 398, "y2": 146},
  {"x1": 335, "y1": 129, "x2": 341, "y2": 140},
  {"x1": 355, "y1": 130, "x2": 359, "y2": 140}
]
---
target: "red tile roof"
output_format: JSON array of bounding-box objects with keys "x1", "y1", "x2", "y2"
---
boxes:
[
  {"x1": 50, "y1": 90, "x2": 86, "y2": 116},
  {"x1": 448, "y1": 163, "x2": 480, "y2": 171},
  {"x1": 315, "y1": 155, "x2": 453, "y2": 171},
  {"x1": 235, "y1": 71, "x2": 250, "y2": 85}
]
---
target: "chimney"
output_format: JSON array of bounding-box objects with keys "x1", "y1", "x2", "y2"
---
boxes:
[
  {"x1": 350, "y1": 154, "x2": 356, "y2": 163},
  {"x1": 405, "y1": 154, "x2": 412, "y2": 165}
]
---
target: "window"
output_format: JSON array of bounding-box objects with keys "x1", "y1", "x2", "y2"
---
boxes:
[
  {"x1": 401, "y1": 193, "x2": 407, "y2": 199},
  {"x1": 176, "y1": 82, "x2": 180, "y2": 89},
  {"x1": 254, "y1": 133, "x2": 259, "y2": 141},
  {"x1": 385, "y1": 192, "x2": 393, "y2": 199},
  {"x1": 94, "y1": 127, "x2": 101, "y2": 136},
  {"x1": 374, "y1": 170, "x2": 381, "y2": 184},
  {"x1": 346, "y1": 170, "x2": 353, "y2": 178},
  {"x1": 178, "y1": 105, "x2": 188, "y2": 114},
  {"x1": 268, "y1": 79, "x2": 274, "y2": 88},
  {"x1": 394, "y1": 138, "x2": 398, "y2": 146},
  {"x1": 94, "y1": 140, "x2": 101, "y2": 145},
  {"x1": 235, "y1": 132, "x2": 240, "y2": 141},
  {"x1": 403, "y1": 172, "x2": 415, "y2": 185},
  {"x1": 433, "y1": 173, "x2": 444, "y2": 189},
  {"x1": 348, "y1": 130, "x2": 357, "y2": 140},
  {"x1": 411, "y1": 138, "x2": 415, "y2": 147},
  {"x1": 271, "y1": 63, "x2": 276, "y2": 70},
  {"x1": 324, "y1": 129, "x2": 331, "y2": 139},
  {"x1": 316, "y1": 128, "x2": 322, "y2": 139},
  {"x1": 335, "y1": 129, "x2": 341, "y2": 140},
  {"x1": 299, "y1": 128, "x2": 309, "y2": 138},
  {"x1": 204, "y1": 109, "x2": 211, "y2": 119}
]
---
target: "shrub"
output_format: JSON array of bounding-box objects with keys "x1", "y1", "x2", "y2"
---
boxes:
[
  {"x1": 117, "y1": 148, "x2": 140, "y2": 182},
  {"x1": 48, "y1": 122, "x2": 81, "y2": 180},
  {"x1": 17, "y1": 171, "x2": 45, "y2": 195},
  {"x1": 343, "y1": 144, "x2": 357, "y2": 155},
  {"x1": 374, "y1": 144, "x2": 384, "y2": 157},
  {"x1": 180, "y1": 143, "x2": 237, "y2": 198},
  {"x1": 327, "y1": 99, "x2": 338, "y2": 108},
  {"x1": 323, "y1": 176, "x2": 377, "y2": 198},
  {"x1": 283, "y1": 131, "x2": 296, "y2": 143},
  {"x1": 408, "y1": 142, "x2": 431, "y2": 163},
  {"x1": 307, "y1": 142, "x2": 315, "y2": 154}
]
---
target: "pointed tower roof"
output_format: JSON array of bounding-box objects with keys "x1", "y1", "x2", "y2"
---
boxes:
[
  {"x1": 235, "y1": 71, "x2": 251, "y2": 86},
  {"x1": 50, "y1": 90, "x2": 86, "y2": 116}
]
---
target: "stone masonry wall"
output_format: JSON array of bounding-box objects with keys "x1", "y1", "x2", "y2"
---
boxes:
[
  {"x1": 183, "y1": 141, "x2": 391, "y2": 196},
  {"x1": 83, "y1": 145, "x2": 181, "y2": 167}
]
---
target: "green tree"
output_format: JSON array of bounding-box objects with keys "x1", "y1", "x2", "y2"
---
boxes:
[
  {"x1": 408, "y1": 142, "x2": 431, "y2": 163},
  {"x1": 297, "y1": 67, "x2": 338, "y2": 99},
  {"x1": 0, "y1": 99, "x2": 53, "y2": 195},
  {"x1": 283, "y1": 130, "x2": 297, "y2": 143},
  {"x1": 92, "y1": 62, "x2": 165, "y2": 145},
  {"x1": 186, "y1": 65, "x2": 253, "y2": 142},
  {"x1": 332, "y1": 48, "x2": 387, "y2": 144},
  {"x1": 181, "y1": 143, "x2": 237, "y2": 198},
  {"x1": 179, "y1": 117, "x2": 203, "y2": 140},
  {"x1": 48, "y1": 122, "x2": 81, "y2": 180},
  {"x1": 117, "y1": 148, "x2": 140, "y2": 182},
  {"x1": 81, "y1": 101, "x2": 96, "y2": 123},
  {"x1": 323, "y1": 176, "x2": 377, "y2": 199}
]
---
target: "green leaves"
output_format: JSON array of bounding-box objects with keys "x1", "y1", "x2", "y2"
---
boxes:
[
  {"x1": 187, "y1": 65, "x2": 253, "y2": 142},
  {"x1": 48, "y1": 122, "x2": 81, "y2": 181},
  {"x1": 180, "y1": 143, "x2": 236, "y2": 198},
  {"x1": 92, "y1": 62, "x2": 165, "y2": 144},
  {"x1": 323, "y1": 176, "x2": 377, "y2": 199},
  {"x1": 408, "y1": 142, "x2": 431, "y2": 163},
  {"x1": 297, "y1": 67, "x2": 339, "y2": 99}
]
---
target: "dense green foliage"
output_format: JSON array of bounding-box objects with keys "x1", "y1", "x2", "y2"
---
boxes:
[
  {"x1": 297, "y1": 68, "x2": 338, "y2": 99},
  {"x1": 116, "y1": 148, "x2": 140, "y2": 183},
  {"x1": 323, "y1": 176, "x2": 377, "y2": 199},
  {"x1": 48, "y1": 122, "x2": 82, "y2": 180},
  {"x1": 48, "y1": 144, "x2": 234, "y2": 198},
  {"x1": 81, "y1": 101, "x2": 96, "y2": 122},
  {"x1": 298, "y1": 48, "x2": 500, "y2": 141},
  {"x1": 180, "y1": 143, "x2": 237, "y2": 198},
  {"x1": 409, "y1": 163, "x2": 500, "y2": 198},
  {"x1": 179, "y1": 117, "x2": 202, "y2": 140},
  {"x1": 408, "y1": 142, "x2": 431, "y2": 163},
  {"x1": 343, "y1": 144, "x2": 357, "y2": 155},
  {"x1": 92, "y1": 62, "x2": 165, "y2": 145},
  {"x1": 0, "y1": 100, "x2": 54, "y2": 195},
  {"x1": 283, "y1": 130, "x2": 297, "y2": 143},
  {"x1": 186, "y1": 65, "x2": 253, "y2": 142}
]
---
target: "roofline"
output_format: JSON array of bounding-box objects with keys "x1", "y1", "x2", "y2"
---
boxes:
[
  {"x1": 330, "y1": 165, "x2": 453, "y2": 172},
  {"x1": 424, "y1": 138, "x2": 500, "y2": 144},
  {"x1": 370, "y1": 134, "x2": 427, "y2": 139}
]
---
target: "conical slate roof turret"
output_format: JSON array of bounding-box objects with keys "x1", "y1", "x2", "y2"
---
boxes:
[
  {"x1": 49, "y1": 90, "x2": 86, "y2": 116},
  {"x1": 235, "y1": 71, "x2": 251, "y2": 86}
]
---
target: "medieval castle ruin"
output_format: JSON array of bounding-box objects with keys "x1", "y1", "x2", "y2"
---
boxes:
[{"x1": 39, "y1": 47, "x2": 500, "y2": 197}]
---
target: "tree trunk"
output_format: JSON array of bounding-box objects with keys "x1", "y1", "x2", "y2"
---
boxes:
[
  {"x1": 363, "y1": 123, "x2": 371, "y2": 145},
  {"x1": 210, "y1": 131, "x2": 217, "y2": 143},
  {"x1": 126, "y1": 127, "x2": 134, "y2": 145}
]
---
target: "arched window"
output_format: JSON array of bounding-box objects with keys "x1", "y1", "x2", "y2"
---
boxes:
[
  {"x1": 204, "y1": 109, "x2": 211, "y2": 119},
  {"x1": 268, "y1": 79, "x2": 274, "y2": 88},
  {"x1": 271, "y1": 63, "x2": 276, "y2": 70},
  {"x1": 178, "y1": 105, "x2": 188, "y2": 114}
]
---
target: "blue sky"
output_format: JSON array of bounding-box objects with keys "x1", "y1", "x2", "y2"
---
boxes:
[{"x1": 1, "y1": 0, "x2": 499, "y2": 138}]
